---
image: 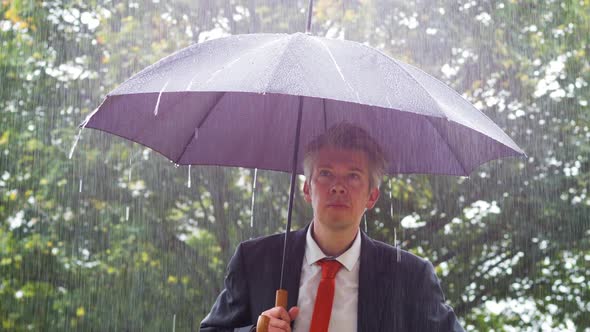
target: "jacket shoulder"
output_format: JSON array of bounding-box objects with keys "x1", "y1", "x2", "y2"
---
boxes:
[
  {"x1": 238, "y1": 228, "x2": 306, "y2": 263},
  {"x1": 369, "y1": 237, "x2": 433, "y2": 273}
]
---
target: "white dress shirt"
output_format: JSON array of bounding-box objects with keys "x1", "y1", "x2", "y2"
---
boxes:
[{"x1": 292, "y1": 225, "x2": 360, "y2": 332}]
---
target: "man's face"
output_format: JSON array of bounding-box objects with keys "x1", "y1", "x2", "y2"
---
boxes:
[{"x1": 303, "y1": 147, "x2": 380, "y2": 232}]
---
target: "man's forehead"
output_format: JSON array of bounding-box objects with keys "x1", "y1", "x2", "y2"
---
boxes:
[{"x1": 315, "y1": 147, "x2": 369, "y2": 168}]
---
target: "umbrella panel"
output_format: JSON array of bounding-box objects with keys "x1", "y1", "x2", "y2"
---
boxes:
[{"x1": 86, "y1": 91, "x2": 522, "y2": 176}]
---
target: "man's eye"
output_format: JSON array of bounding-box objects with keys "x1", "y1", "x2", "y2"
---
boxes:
[
  {"x1": 349, "y1": 173, "x2": 360, "y2": 180},
  {"x1": 319, "y1": 170, "x2": 331, "y2": 176}
]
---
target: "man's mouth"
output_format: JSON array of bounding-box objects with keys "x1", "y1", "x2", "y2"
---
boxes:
[{"x1": 327, "y1": 202, "x2": 349, "y2": 208}]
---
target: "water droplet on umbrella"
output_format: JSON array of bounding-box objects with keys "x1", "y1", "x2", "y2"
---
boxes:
[
  {"x1": 154, "y1": 80, "x2": 170, "y2": 116},
  {"x1": 386, "y1": 96, "x2": 393, "y2": 108}
]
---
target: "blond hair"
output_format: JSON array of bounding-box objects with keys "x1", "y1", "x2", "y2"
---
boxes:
[{"x1": 303, "y1": 123, "x2": 387, "y2": 189}]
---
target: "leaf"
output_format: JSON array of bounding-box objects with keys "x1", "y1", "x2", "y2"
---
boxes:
[{"x1": 0, "y1": 131, "x2": 9, "y2": 145}]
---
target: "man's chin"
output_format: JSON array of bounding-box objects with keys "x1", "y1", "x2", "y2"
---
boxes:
[{"x1": 322, "y1": 218, "x2": 358, "y2": 230}]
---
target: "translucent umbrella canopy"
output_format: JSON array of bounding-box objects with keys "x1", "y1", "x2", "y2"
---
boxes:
[{"x1": 84, "y1": 32, "x2": 525, "y2": 176}]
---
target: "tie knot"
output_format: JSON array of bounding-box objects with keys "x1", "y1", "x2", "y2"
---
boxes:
[{"x1": 317, "y1": 259, "x2": 342, "y2": 279}]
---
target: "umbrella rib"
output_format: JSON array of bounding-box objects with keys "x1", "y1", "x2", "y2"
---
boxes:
[
  {"x1": 423, "y1": 116, "x2": 468, "y2": 175},
  {"x1": 356, "y1": 43, "x2": 448, "y2": 119},
  {"x1": 263, "y1": 34, "x2": 297, "y2": 91},
  {"x1": 123, "y1": 34, "x2": 280, "y2": 92},
  {"x1": 316, "y1": 38, "x2": 360, "y2": 104},
  {"x1": 357, "y1": 43, "x2": 525, "y2": 156},
  {"x1": 174, "y1": 92, "x2": 226, "y2": 164},
  {"x1": 322, "y1": 98, "x2": 327, "y2": 132},
  {"x1": 204, "y1": 37, "x2": 288, "y2": 91}
]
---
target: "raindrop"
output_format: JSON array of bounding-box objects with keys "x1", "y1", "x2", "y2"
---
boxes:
[
  {"x1": 389, "y1": 179, "x2": 398, "y2": 262},
  {"x1": 187, "y1": 165, "x2": 191, "y2": 188},
  {"x1": 363, "y1": 214, "x2": 367, "y2": 233},
  {"x1": 125, "y1": 206, "x2": 129, "y2": 221},
  {"x1": 79, "y1": 178, "x2": 83, "y2": 193},
  {"x1": 172, "y1": 314, "x2": 176, "y2": 332},
  {"x1": 68, "y1": 103, "x2": 103, "y2": 159},
  {"x1": 68, "y1": 129, "x2": 83, "y2": 159},
  {"x1": 389, "y1": 180, "x2": 394, "y2": 220},
  {"x1": 395, "y1": 228, "x2": 401, "y2": 262},
  {"x1": 250, "y1": 168, "x2": 258, "y2": 228}
]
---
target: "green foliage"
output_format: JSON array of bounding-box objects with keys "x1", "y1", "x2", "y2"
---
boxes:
[{"x1": 0, "y1": 0, "x2": 588, "y2": 331}]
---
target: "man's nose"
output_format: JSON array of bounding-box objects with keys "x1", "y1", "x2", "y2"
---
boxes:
[{"x1": 330, "y1": 180, "x2": 347, "y2": 194}]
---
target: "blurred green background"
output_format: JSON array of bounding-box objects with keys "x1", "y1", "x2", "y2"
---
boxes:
[{"x1": 1, "y1": 0, "x2": 589, "y2": 330}]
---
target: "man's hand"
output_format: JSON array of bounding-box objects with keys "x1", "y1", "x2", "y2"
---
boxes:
[{"x1": 260, "y1": 306, "x2": 299, "y2": 332}]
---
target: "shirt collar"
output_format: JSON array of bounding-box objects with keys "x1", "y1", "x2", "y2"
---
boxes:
[{"x1": 305, "y1": 222, "x2": 361, "y2": 272}]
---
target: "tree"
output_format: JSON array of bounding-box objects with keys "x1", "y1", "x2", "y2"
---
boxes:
[{"x1": 1, "y1": 0, "x2": 588, "y2": 330}]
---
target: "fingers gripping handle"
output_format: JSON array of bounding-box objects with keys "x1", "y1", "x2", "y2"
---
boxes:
[
  {"x1": 256, "y1": 315, "x2": 270, "y2": 332},
  {"x1": 256, "y1": 289, "x2": 288, "y2": 332}
]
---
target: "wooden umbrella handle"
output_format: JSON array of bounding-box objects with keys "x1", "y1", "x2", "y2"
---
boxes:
[{"x1": 256, "y1": 289, "x2": 288, "y2": 332}]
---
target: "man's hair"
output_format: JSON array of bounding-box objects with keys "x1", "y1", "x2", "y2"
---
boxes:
[{"x1": 303, "y1": 123, "x2": 387, "y2": 189}]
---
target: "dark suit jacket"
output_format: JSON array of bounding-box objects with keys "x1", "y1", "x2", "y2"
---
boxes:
[{"x1": 200, "y1": 225, "x2": 464, "y2": 331}]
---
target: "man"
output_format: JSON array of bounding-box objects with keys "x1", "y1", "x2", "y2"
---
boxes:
[{"x1": 201, "y1": 123, "x2": 464, "y2": 331}]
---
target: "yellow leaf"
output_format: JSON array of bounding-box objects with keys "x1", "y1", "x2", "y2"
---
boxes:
[
  {"x1": 0, "y1": 131, "x2": 9, "y2": 145},
  {"x1": 25, "y1": 139, "x2": 42, "y2": 151},
  {"x1": 4, "y1": 6, "x2": 28, "y2": 29},
  {"x1": 76, "y1": 307, "x2": 85, "y2": 317},
  {"x1": 91, "y1": 199, "x2": 107, "y2": 210},
  {"x1": 167, "y1": 275, "x2": 178, "y2": 284}
]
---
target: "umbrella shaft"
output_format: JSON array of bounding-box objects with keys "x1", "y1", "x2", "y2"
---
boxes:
[
  {"x1": 306, "y1": 0, "x2": 314, "y2": 33},
  {"x1": 280, "y1": 96, "x2": 304, "y2": 289}
]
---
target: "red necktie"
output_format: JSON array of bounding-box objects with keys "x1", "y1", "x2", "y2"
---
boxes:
[{"x1": 309, "y1": 259, "x2": 342, "y2": 332}]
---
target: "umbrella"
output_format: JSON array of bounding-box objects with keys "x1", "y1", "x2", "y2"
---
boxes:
[
  {"x1": 73, "y1": 2, "x2": 525, "y2": 330},
  {"x1": 79, "y1": 33, "x2": 523, "y2": 176}
]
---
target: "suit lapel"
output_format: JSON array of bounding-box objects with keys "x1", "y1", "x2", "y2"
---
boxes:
[
  {"x1": 280, "y1": 226, "x2": 394, "y2": 329},
  {"x1": 282, "y1": 225, "x2": 308, "y2": 309},
  {"x1": 357, "y1": 231, "x2": 389, "y2": 331}
]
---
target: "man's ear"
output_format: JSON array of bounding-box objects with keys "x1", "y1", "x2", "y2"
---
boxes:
[
  {"x1": 303, "y1": 181, "x2": 312, "y2": 203},
  {"x1": 365, "y1": 188, "x2": 380, "y2": 209}
]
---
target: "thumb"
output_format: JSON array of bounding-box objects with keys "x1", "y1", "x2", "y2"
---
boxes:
[{"x1": 288, "y1": 306, "x2": 300, "y2": 320}]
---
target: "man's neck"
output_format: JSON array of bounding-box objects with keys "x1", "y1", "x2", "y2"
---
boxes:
[{"x1": 311, "y1": 221, "x2": 359, "y2": 257}]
